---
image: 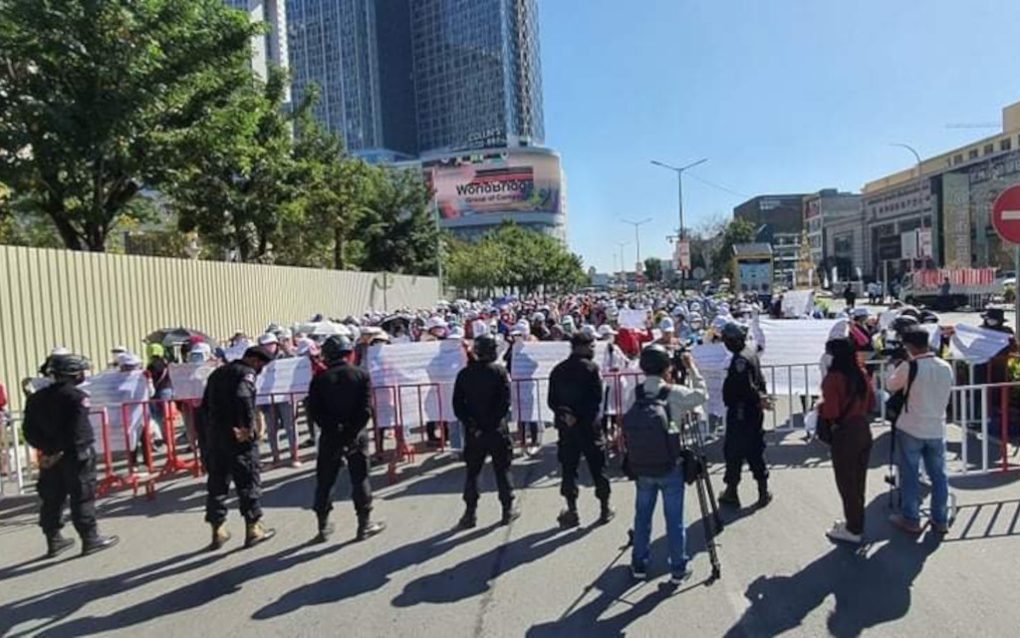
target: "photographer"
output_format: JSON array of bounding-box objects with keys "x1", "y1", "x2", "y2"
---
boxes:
[
  {"x1": 884, "y1": 328, "x2": 953, "y2": 535},
  {"x1": 625, "y1": 344, "x2": 707, "y2": 584},
  {"x1": 818, "y1": 338, "x2": 875, "y2": 544}
]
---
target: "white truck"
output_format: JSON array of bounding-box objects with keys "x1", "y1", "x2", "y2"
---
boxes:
[{"x1": 898, "y1": 268, "x2": 998, "y2": 310}]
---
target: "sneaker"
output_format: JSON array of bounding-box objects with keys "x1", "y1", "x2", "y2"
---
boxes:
[
  {"x1": 525, "y1": 445, "x2": 540, "y2": 457},
  {"x1": 290, "y1": 459, "x2": 303, "y2": 468},
  {"x1": 669, "y1": 568, "x2": 693, "y2": 586},
  {"x1": 888, "y1": 513, "x2": 922, "y2": 534},
  {"x1": 630, "y1": 564, "x2": 648, "y2": 580},
  {"x1": 826, "y1": 521, "x2": 863, "y2": 544}
]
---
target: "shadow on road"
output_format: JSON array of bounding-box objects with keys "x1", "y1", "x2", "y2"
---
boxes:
[{"x1": 723, "y1": 496, "x2": 941, "y2": 638}]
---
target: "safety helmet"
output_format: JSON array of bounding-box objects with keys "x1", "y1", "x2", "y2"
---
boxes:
[
  {"x1": 473, "y1": 334, "x2": 498, "y2": 363},
  {"x1": 891, "y1": 315, "x2": 920, "y2": 334},
  {"x1": 639, "y1": 344, "x2": 672, "y2": 376},
  {"x1": 720, "y1": 322, "x2": 748, "y2": 351},
  {"x1": 321, "y1": 335, "x2": 354, "y2": 364},
  {"x1": 51, "y1": 354, "x2": 92, "y2": 380}
]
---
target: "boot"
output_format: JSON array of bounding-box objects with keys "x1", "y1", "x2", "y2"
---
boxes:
[
  {"x1": 718, "y1": 485, "x2": 741, "y2": 507},
  {"x1": 81, "y1": 534, "x2": 119, "y2": 556},
  {"x1": 46, "y1": 532, "x2": 75, "y2": 558},
  {"x1": 315, "y1": 514, "x2": 334, "y2": 543},
  {"x1": 500, "y1": 502, "x2": 521, "y2": 526},
  {"x1": 208, "y1": 523, "x2": 231, "y2": 551},
  {"x1": 244, "y1": 521, "x2": 276, "y2": 548},
  {"x1": 755, "y1": 481, "x2": 773, "y2": 509},
  {"x1": 457, "y1": 507, "x2": 478, "y2": 530},
  {"x1": 598, "y1": 499, "x2": 616, "y2": 525},
  {"x1": 557, "y1": 500, "x2": 580, "y2": 529},
  {"x1": 356, "y1": 514, "x2": 386, "y2": 541}
]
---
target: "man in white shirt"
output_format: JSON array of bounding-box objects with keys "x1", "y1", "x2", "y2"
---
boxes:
[{"x1": 884, "y1": 328, "x2": 953, "y2": 534}]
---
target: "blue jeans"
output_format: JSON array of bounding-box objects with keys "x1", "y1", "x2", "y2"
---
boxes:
[
  {"x1": 150, "y1": 388, "x2": 173, "y2": 437},
  {"x1": 260, "y1": 401, "x2": 297, "y2": 460},
  {"x1": 895, "y1": 430, "x2": 949, "y2": 526},
  {"x1": 631, "y1": 465, "x2": 688, "y2": 575}
]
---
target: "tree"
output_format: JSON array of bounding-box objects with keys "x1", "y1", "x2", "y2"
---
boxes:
[
  {"x1": 644, "y1": 257, "x2": 663, "y2": 282},
  {"x1": 0, "y1": 0, "x2": 260, "y2": 251},
  {"x1": 356, "y1": 167, "x2": 439, "y2": 276},
  {"x1": 712, "y1": 218, "x2": 756, "y2": 280},
  {"x1": 169, "y1": 68, "x2": 298, "y2": 263}
]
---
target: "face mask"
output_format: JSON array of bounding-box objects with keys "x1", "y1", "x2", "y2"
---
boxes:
[{"x1": 986, "y1": 319, "x2": 1001, "y2": 327}]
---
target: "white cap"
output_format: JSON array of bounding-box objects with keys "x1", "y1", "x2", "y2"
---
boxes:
[
  {"x1": 659, "y1": 318, "x2": 675, "y2": 333},
  {"x1": 257, "y1": 333, "x2": 279, "y2": 346},
  {"x1": 851, "y1": 307, "x2": 870, "y2": 319},
  {"x1": 828, "y1": 319, "x2": 850, "y2": 339},
  {"x1": 448, "y1": 325, "x2": 465, "y2": 339},
  {"x1": 51, "y1": 346, "x2": 71, "y2": 356},
  {"x1": 111, "y1": 345, "x2": 127, "y2": 354},
  {"x1": 531, "y1": 312, "x2": 545, "y2": 323},
  {"x1": 510, "y1": 321, "x2": 531, "y2": 336},
  {"x1": 580, "y1": 324, "x2": 597, "y2": 339},
  {"x1": 117, "y1": 353, "x2": 142, "y2": 368},
  {"x1": 425, "y1": 316, "x2": 448, "y2": 331},
  {"x1": 279, "y1": 328, "x2": 293, "y2": 340}
]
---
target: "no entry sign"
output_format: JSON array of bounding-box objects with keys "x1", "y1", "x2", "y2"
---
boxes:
[{"x1": 992, "y1": 185, "x2": 1020, "y2": 245}]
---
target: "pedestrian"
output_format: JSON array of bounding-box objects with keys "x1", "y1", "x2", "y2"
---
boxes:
[
  {"x1": 717, "y1": 322, "x2": 773, "y2": 509},
  {"x1": 818, "y1": 337, "x2": 875, "y2": 544},
  {"x1": 885, "y1": 328, "x2": 954, "y2": 535},
  {"x1": 144, "y1": 343, "x2": 170, "y2": 447},
  {"x1": 199, "y1": 346, "x2": 276, "y2": 550},
  {"x1": 548, "y1": 332, "x2": 614, "y2": 527},
  {"x1": 307, "y1": 335, "x2": 386, "y2": 542},
  {"x1": 21, "y1": 354, "x2": 119, "y2": 557},
  {"x1": 452, "y1": 334, "x2": 520, "y2": 528},
  {"x1": 843, "y1": 283, "x2": 856, "y2": 309},
  {"x1": 625, "y1": 344, "x2": 707, "y2": 584}
]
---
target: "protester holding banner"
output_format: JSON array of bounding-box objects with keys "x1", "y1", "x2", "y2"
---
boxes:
[
  {"x1": 548, "y1": 332, "x2": 614, "y2": 528},
  {"x1": 256, "y1": 333, "x2": 300, "y2": 468},
  {"x1": 818, "y1": 337, "x2": 875, "y2": 544}
]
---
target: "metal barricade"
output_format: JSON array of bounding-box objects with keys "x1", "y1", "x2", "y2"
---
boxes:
[
  {"x1": 119, "y1": 401, "x2": 157, "y2": 499},
  {"x1": 1, "y1": 409, "x2": 29, "y2": 495},
  {"x1": 948, "y1": 381, "x2": 1020, "y2": 475},
  {"x1": 256, "y1": 392, "x2": 304, "y2": 467}
]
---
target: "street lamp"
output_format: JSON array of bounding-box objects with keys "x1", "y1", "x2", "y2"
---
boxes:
[
  {"x1": 621, "y1": 217, "x2": 652, "y2": 272},
  {"x1": 651, "y1": 158, "x2": 708, "y2": 289},
  {"x1": 616, "y1": 241, "x2": 630, "y2": 282},
  {"x1": 890, "y1": 143, "x2": 927, "y2": 300}
]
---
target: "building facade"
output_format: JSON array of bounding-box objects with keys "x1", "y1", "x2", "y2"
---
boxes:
[
  {"x1": 733, "y1": 194, "x2": 806, "y2": 285},
  {"x1": 803, "y1": 189, "x2": 862, "y2": 278},
  {"x1": 862, "y1": 99, "x2": 1020, "y2": 278}
]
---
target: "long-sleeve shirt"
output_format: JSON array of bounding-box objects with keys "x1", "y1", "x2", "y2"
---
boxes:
[
  {"x1": 885, "y1": 354, "x2": 953, "y2": 439},
  {"x1": 548, "y1": 354, "x2": 603, "y2": 428},
  {"x1": 819, "y1": 369, "x2": 874, "y2": 422},
  {"x1": 640, "y1": 365, "x2": 708, "y2": 430}
]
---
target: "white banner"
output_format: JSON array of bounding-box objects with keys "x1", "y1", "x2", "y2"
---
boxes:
[
  {"x1": 82, "y1": 371, "x2": 149, "y2": 451},
  {"x1": 509, "y1": 341, "x2": 612, "y2": 422},
  {"x1": 367, "y1": 340, "x2": 468, "y2": 429},
  {"x1": 255, "y1": 357, "x2": 313, "y2": 405},
  {"x1": 950, "y1": 324, "x2": 1011, "y2": 363},
  {"x1": 619, "y1": 309, "x2": 648, "y2": 330},
  {"x1": 780, "y1": 290, "x2": 814, "y2": 318},
  {"x1": 691, "y1": 343, "x2": 731, "y2": 417},
  {"x1": 169, "y1": 362, "x2": 219, "y2": 402},
  {"x1": 759, "y1": 318, "x2": 838, "y2": 395}
]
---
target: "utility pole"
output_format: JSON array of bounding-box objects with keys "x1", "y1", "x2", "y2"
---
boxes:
[
  {"x1": 651, "y1": 158, "x2": 708, "y2": 290},
  {"x1": 621, "y1": 218, "x2": 652, "y2": 272}
]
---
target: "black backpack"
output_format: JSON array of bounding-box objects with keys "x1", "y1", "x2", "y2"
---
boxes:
[{"x1": 623, "y1": 385, "x2": 681, "y2": 478}]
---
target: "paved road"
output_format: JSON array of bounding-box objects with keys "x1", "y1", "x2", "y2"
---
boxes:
[{"x1": 1, "y1": 424, "x2": 1017, "y2": 638}]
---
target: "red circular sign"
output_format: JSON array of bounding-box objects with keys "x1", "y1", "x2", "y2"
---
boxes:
[{"x1": 992, "y1": 185, "x2": 1020, "y2": 245}]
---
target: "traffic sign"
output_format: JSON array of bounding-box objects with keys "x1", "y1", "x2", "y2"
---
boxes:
[{"x1": 992, "y1": 185, "x2": 1020, "y2": 245}]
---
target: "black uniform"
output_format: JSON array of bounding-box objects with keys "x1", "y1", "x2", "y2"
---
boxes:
[
  {"x1": 722, "y1": 347, "x2": 768, "y2": 487},
  {"x1": 200, "y1": 360, "x2": 264, "y2": 525},
  {"x1": 452, "y1": 359, "x2": 515, "y2": 508},
  {"x1": 547, "y1": 354, "x2": 609, "y2": 503},
  {"x1": 307, "y1": 360, "x2": 374, "y2": 518},
  {"x1": 22, "y1": 381, "x2": 100, "y2": 540}
]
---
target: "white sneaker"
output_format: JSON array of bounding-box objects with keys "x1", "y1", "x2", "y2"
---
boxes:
[{"x1": 826, "y1": 521, "x2": 862, "y2": 544}]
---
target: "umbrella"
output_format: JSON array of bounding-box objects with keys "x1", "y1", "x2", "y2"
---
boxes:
[
  {"x1": 295, "y1": 321, "x2": 347, "y2": 337},
  {"x1": 145, "y1": 327, "x2": 214, "y2": 347}
]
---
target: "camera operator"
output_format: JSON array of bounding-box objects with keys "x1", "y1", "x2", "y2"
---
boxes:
[
  {"x1": 884, "y1": 328, "x2": 953, "y2": 535},
  {"x1": 625, "y1": 345, "x2": 707, "y2": 584}
]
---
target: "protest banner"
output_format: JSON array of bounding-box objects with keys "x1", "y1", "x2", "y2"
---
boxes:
[
  {"x1": 758, "y1": 318, "x2": 837, "y2": 395},
  {"x1": 691, "y1": 343, "x2": 731, "y2": 417},
  {"x1": 82, "y1": 371, "x2": 149, "y2": 451},
  {"x1": 509, "y1": 341, "x2": 611, "y2": 422},
  {"x1": 950, "y1": 324, "x2": 1012, "y2": 363},
  {"x1": 619, "y1": 309, "x2": 648, "y2": 330},
  {"x1": 169, "y1": 363, "x2": 219, "y2": 401},
  {"x1": 367, "y1": 340, "x2": 468, "y2": 430},
  {"x1": 780, "y1": 290, "x2": 814, "y2": 318},
  {"x1": 255, "y1": 357, "x2": 313, "y2": 405}
]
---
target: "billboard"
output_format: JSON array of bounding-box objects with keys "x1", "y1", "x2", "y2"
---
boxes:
[
  {"x1": 942, "y1": 172, "x2": 971, "y2": 268},
  {"x1": 426, "y1": 152, "x2": 562, "y2": 220}
]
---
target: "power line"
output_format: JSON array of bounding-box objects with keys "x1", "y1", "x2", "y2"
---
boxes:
[{"x1": 685, "y1": 172, "x2": 749, "y2": 199}]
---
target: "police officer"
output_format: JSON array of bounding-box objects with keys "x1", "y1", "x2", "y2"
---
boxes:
[
  {"x1": 22, "y1": 354, "x2": 119, "y2": 557},
  {"x1": 548, "y1": 332, "x2": 613, "y2": 528},
  {"x1": 307, "y1": 335, "x2": 385, "y2": 542},
  {"x1": 452, "y1": 334, "x2": 519, "y2": 528},
  {"x1": 199, "y1": 346, "x2": 276, "y2": 550},
  {"x1": 718, "y1": 322, "x2": 772, "y2": 509}
]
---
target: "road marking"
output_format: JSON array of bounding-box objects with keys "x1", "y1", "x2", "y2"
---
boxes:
[{"x1": 1001, "y1": 209, "x2": 1020, "y2": 221}]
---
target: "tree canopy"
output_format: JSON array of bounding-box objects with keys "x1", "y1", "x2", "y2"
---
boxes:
[{"x1": 712, "y1": 218, "x2": 756, "y2": 280}]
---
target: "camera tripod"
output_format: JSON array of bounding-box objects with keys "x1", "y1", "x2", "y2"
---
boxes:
[{"x1": 680, "y1": 413, "x2": 723, "y2": 582}]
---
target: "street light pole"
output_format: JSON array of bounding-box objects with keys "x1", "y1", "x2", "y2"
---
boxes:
[
  {"x1": 616, "y1": 241, "x2": 630, "y2": 284},
  {"x1": 891, "y1": 143, "x2": 925, "y2": 278},
  {"x1": 621, "y1": 218, "x2": 652, "y2": 272},
  {"x1": 651, "y1": 158, "x2": 708, "y2": 290}
]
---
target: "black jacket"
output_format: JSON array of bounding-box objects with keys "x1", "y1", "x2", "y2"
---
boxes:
[
  {"x1": 723, "y1": 348, "x2": 767, "y2": 410},
  {"x1": 453, "y1": 360, "x2": 511, "y2": 433},
  {"x1": 306, "y1": 360, "x2": 373, "y2": 446},
  {"x1": 547, "y1": 354, "x2": 603, "y2": 428},
  {"x1": 22, "y1": 380, "x2": 94, "y2": 459},
  {"x1": 200, "y1": 360, "x2": 258, "y2": 450}
]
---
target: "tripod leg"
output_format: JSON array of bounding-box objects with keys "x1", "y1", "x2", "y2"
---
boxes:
[
  {"x1": 694, "y1": 473, "x2": 722, "y2": 581},
  {"x1": 699, "y1": 454, "x2": 724, "y2": 533}
]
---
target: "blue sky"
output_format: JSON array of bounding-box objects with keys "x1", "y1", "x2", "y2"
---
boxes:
[{"x1": 539, "y1": 0, "x2": 1020, "y2": 273}]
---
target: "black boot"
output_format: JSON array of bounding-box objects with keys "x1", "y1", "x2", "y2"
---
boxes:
[
  {"x1": 598, "y1": 499, "x2": 616, "y2": 525},
  {"x1": 718, "y1": 485, "x2": 741, "y2": 507},
  {"x1": 81, "y1": 534, "x2": 120, "y2": 556},
  {"x1": 756, "y1": 481, "x2": 773, "y2": 509},
  {"x1": 315, "y1": 514, "x2": 334, "y2": 543},
  {"x1": 500, "y1": 502, "x2": 521, "y2": 526},
  {"x1": 46, "y1": 532, "x2": 74, "y2": 558},
  {"x1": 356, "y1": 513, "x2": 386, "y2": 541},
  {"x1": 557, "y1": 499, "x2": 580, "y2": 528},
  {"x1": 458, "y1": 507, "x2": 478, "y2": 530}
]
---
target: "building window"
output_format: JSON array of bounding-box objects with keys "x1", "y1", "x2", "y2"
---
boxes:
[
  {"x1": 953, "y1": 153, "x2": 964, "y2": 165},
  {"x1": 969, "y1": 149, "x2": 979, "y2": 159},
  {"x1": 1001, "y1": 138, "x2": 1012, "y2": 152},
  {"x1": 984, "y1": 143, "x2": 994, "y2": 155}
]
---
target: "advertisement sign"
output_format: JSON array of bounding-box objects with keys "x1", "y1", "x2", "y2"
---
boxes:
[
  {"x1": 737, "y1": 260, "x2": 772, "y2": 293},
  {"x1": 676, "y1": 240, "x2": 691, "y2": 270},
  {"x1": 918, "y1": 227, "x2": 933, "y2": 258},
  {"x1": 426, "y1": 152, "x2": 562, "y2": 220},
  {"x1": 942, "y1": 172, "x2": 971, "y2": 267},
  {"x1": 901, "y1": 231, "x2": 918, "y2": 260}
]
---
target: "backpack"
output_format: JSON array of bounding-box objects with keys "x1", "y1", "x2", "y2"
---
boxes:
[{"x1": 623, "y1": 385, "x2": 681, "y2": 478}]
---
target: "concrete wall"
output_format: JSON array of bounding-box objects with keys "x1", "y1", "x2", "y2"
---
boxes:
[{"x1": 0, "y1": 245, "x2": 439, "y2": 410}]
